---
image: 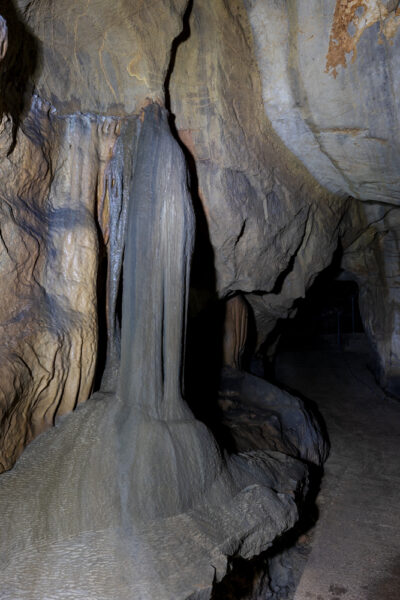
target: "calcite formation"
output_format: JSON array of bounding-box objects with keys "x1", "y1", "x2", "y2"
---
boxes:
[
  {"x1": 0, "y1": 0, "x2": 399, "y2": 598},
  {"x1": 326, "y1": 0, "x2": 400, "y2": 77},
  {"x1": 0, "y1": 102, "x2": 323, "y2": 600},
  {"x1": 0, "y1": 0, "x2": 187, "y2": 470}
]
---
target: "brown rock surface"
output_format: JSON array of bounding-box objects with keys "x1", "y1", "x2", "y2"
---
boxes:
[
  {"x1": 17, "y1": 0, "x2": 187, "y2": 115},
  {"x1": 0, "y1": 100, "x2": 102, "y2": 471},
  {"x1": 0, "y1": 102, "x2": 323, "y2": 600},
  {"x1": 0, "y1": 1, "x2": 398, "y2": 597},
  {"x1": 0, "y1": 0, "x2": 188, "y2": 471},
  {"x1": 222, "y1": 295, "x2": 248, "y2": 370},
  {"x1": 0, "y1": 0, "x2": 397, "y2": 470}
]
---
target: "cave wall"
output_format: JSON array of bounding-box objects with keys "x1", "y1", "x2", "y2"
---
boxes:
[
  {"x1": 0, "y1": 0, "x2": 187, "y2": 470},
  {"x1": 170, "y1": 0, "x2": 348, "y2": 299},
  {"x1": 245, "y1": 0, "x2": 400, "y2": 203},
  {"x1": 169, "y1": 0, "x2": 400, "y2": 394},
  {"x1": 342, "y1": 199, "x2": 400, "y2": 395},
  {"x1": 0, "y1": 1, "x2": 398, "y2": 598},
  {"x1": 0, "y1": 95, "x2": 325, "y2": 600},
  {"x1": 0, "y1": 0, "x2": 398, "y2": 469}
]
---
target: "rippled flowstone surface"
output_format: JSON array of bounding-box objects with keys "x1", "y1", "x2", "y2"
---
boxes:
[{"x1": 0, "y1": 103, "x2": 326, "y2": 600}]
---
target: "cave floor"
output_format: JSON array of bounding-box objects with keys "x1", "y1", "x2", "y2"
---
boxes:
[{"x1": 274, "y1": 334, "x2": 400, "y2": 600}]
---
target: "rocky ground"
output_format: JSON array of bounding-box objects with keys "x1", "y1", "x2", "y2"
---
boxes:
[{"x1": 274, "y1": 334, "x2": 400, "y2": 600}]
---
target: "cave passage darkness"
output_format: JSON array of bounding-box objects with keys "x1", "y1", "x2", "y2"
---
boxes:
[
  {"x1": 274, "y1": 273, "x2": 364, "y2": 355},
  {"x1": 184, "y1": 246, "x2": 387, "y2": 599},
  {"x1": 183, "y1": 244, "x2": 370, "y2": 451}
]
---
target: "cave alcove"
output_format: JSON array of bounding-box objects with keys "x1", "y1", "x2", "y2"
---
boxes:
[{"x1": 259, "y1": 249, "x2": 375, "y2": 390}]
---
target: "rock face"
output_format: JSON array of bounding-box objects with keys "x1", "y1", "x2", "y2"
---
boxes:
[
  {"x1": 222, "y1": 295, "x2": 249, "y2": 369},
  {"x1": 0, "y1": 0, "x2": 185, "y2": 470},
  {"x1": 341, "y1": 200, "x2": 400, "y2": 396},
  {"x1": 0, "y1": 100, "x2": 100, "y2": 471},
  {"x1": 0, "y1": 0, "x2": 399, "y2": 597},
  {"x1": 244, "y1": 0, "x2": 400, "y2": 204},
  {"x1": 170, "y1": 0, "x2": 348, "y2": 300},
  {"x1": 0, "y1": 0, "x2": 396, "y2": 469},
  {"x1": 219, "y1": 368, "x2": 328, "y2": 465},
  {"x1": 239, "y1": 1, "x2": 400, "y2": 391},
  {"x1": 169, "y1": 0, "x2": 400, "y2": 392},
  {"x1": 17, "y1": 0, "x2": 188, "y2": 115},
  {"x1": 0, "y1": 103, "x2": 322, "y2": 600}
]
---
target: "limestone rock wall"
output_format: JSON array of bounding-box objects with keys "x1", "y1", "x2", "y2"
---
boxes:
[
  {"x1": 0, "y1": 0, "x2": 186, "y2": 471},
  {"x1": 170, "y1": 0, "x2": 348, "y2": 301},
  {"x1": 18, "y1": 0, "x2": 188, "y2": 115},
  {"x1": 0, "y1": 101, "x2": 324, "y2": 600},
  {"x1": 342, "y1": 200, "x2": 400, "y2": 395},
  {"x1": 242, "y1": 0, "x2": 400, "y2": 390},
  {"x1": 0, "y1": 0, "x2": 398, "y2": 471},
  {"x1": 0, "y1": 1, "x2": 398, "y2": 598},
  {"x1": 0, "y1": 101, "x2": 101, "y2": 471},
  {"x1": 244, "y1": 0, "x2": 400, "y2": 204}
]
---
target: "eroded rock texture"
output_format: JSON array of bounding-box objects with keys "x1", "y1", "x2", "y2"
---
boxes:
[
  {"x1": 0, "y1": 100, "x2": 100, "y2": 470},
  {"x1": 241, "y1": 0, "x2": 400, "y2": 392},
  {"x1": 0, "y1": 103, "x2": 322, "y2": 600},
  {"x1": 169, "y1": 0, "x2": 400, "y2": 393},
  {"x1": 171, "y1": 0, "x2": 348, "y2": 299},
  {"x1": 0, "y1": 0, "x2": 398, "y2": 598},
  {"x1": 0, "y1": 0, "x2": 186, "y2": 470}
]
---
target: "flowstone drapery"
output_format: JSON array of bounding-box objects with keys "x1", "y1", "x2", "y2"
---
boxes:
[{"x1": 0, "y1": 103, "x2": 325, "y2": 599}]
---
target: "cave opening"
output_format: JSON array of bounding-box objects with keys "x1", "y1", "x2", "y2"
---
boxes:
[
  {"x1": 259, "y1": 249, "x2": 373, "y2": 389},
  {"x1": 275, "y1": 276, "x2": 364, "y2": 353}
]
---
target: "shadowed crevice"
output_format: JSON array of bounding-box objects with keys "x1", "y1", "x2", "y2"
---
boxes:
[
  {"x1": 163, "y1": 0, "x2": 224, "y2": 439},
  {"x1": 0, "y1": 0, "x2": 39, "y2": 154}
]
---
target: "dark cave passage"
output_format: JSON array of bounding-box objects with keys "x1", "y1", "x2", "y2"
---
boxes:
[
  {"x1": 254, "y1": 256, "x2": 400, "y2": 599},
  {"x1": 276, "y1": 277, "x2": 364, "y2": 353},
  {"x1": 273, "y1": 327, "x2": 400, "y2": 600},
  {"x1": 257, "y1": 245, "x2": 374, "y2": 387},
  {"x1": 204, "y1": 251, "x2": 400, "y2": 599}
]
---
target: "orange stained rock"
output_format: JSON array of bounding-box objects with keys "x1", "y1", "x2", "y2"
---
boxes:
[
  {"x1": 326, "y1": 0, "x2": 400, "y2": 77},
  {"x1": 223, "y1": 295, "x2": 248, "y2": 370},
  {"x1": 177, "y1": 128, "x2": 198, "y2": 159}
]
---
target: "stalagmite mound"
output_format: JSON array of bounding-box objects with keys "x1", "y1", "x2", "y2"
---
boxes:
[{"x1": 0, "y1": 104, "x2": 324, "y2": 599}]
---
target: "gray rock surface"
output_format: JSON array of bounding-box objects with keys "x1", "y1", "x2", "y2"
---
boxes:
[
  {"x1": 0, "y1": 104, "x2": 322, "y2": 600},
  {"x1": 275, "y1": 336, "x2": 400, "y2": 600},
  {"x1": 241, "y1": 1, "x2": 400, "y2": 391},
  {"x1": 219, "y1": 368, "x2": 328, "y2": 466},
  {"x1": 341, "y1": 200, "x2": 400, "y2": 395},
  {"x1": 0, "y1": 1, "x2": 399, "y2": 596},
  {"x1": 244, "y1": 0, "x2": 400, "y2": 204}
]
